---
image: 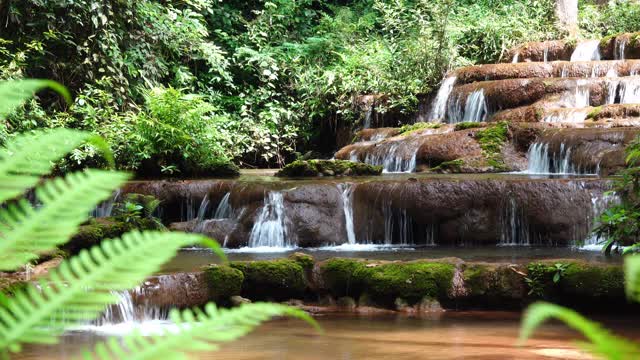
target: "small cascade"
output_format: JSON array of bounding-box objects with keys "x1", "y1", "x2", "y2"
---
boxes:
[
  {"x1": 581, "y1": 192, "x2": 620, "y2": 248},
  {"x1": 363, "y1": 143, "x2": 418, "y2": 173},
  {"x1": 543, "y1": 46, "x2": 549, "y2": 63},
  {"x1": 192, "y1": 194, "x2": 210, "y2": 233},
  {"x1": 525, "y1": 142, "x2": 590, "y2": 175},
  {"x1": 338, "y1": 184, "x2": 357, "y2": 245},
  {"x1": 570, "y1": 40, "x2": 601, "y2": 62},
  {"x1": 213, "y1": 192, "x2": 232, "y2": 219},
  {"x1": 542, "y1": 109, "x2": 587, "y2": 123},
  {"x1": 499, "y1": 198, "x2": 530, "y2": 246},
  {"x1": 605, "y1": 79, "x2": 620, "y2": 104},
  {"x1": 428, "y1": 76, "x2": 457, "y2": 120},
  {"x1": 382, "y1": 201, "x2": 414, "y2": 246},
  {"x1": 363, "y1": 105, "x2": 373, "y2": 129},
  {"x1": 512, "y1": 52, "x2": 519, "y2": 63},
  {"x1": 248, "y1": 191, "x2": 292, "y2": 248},
  {"x1": 615, "y1": 37, "x2": 627, "y2": 60},
  {"x1": 180, "y1": 196, "x2": 196, "y2": 222},
  {"x1": 572, "y1": 79, "x2": 590, "y2": 107},
  {"x1": 619, "y1": 77, "x2": 640, "y2": 104},
  {"x1": 448, "y1": 89, "x2": 487, "y2": 123},
  {"x1": 91, "y1": 190, "x2": 121, "y2": 218},
  {"x1": 93, "y1": 290, "x2": 166, "y2": 326}
]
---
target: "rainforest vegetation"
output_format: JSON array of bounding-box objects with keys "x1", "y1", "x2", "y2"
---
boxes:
[{"x1": 4, "y1": 0, "x2": 632, "y2": 176}]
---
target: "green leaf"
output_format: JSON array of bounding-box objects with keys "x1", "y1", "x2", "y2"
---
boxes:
[
  {"x1": 0, "y1": 79, "x2": 71, "y2": 120},
  {"x1": 0, "y1": 169, "x2": 130, "y2": 271},
  {"x1": 200, "y1": 238, "x2": 227, "y2": 264},
  {"x1": 624, "y1": 255, "x2": 640, "y2": 302},
  {"x1": 81, "y1": 302, "x2": 320, "y2": 360},
  {"x1": 0, "y1": 129, "x2": 114, "y2": 203},
  {"x1": 519, "y1": 302, "x2": 640, "y2": 360},
  {"x1": 0, "y1": 231, "x2": 209, "y2": 354}
]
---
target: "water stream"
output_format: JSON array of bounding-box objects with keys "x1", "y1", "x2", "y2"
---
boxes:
[
  {"x1": 570, "y1": 40, "x2": 601, "y2": 62},
  {"x1": 248, "y1": 191, "x2": 292, "y2": 248},
  {"x1": 428, "y1": 76, "x2": 457, "y2": 121}
]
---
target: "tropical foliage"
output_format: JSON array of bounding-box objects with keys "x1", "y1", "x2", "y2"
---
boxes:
[
  {"x1": 519, "y1": 255, "x2": 640, "y2": 360},
  {"x1": 0, "y1": 79, "x2": 315, "y2": 358}
]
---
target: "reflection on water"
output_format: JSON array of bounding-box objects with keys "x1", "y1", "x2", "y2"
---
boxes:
[
  {"x1": 14, "y1": 312, "x2": 640, "y2": 359},
  {"x1": 161, "y1": 246, "x2": 620, "y2": 274}
]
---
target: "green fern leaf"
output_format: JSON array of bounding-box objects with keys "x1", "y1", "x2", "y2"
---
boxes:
[
  {"x1": 624, "y1": 255, "x2": 640, "y2": 302},
  {"x1": 0, "y1": 129, "x2": 114, "y2": 202},
  {"x1": 519, "y1": 302, "x2": 640, "y2": 360},
  {"x1": 0, "y1": 231, "x2": 209, "y2": 354},
  {"x1": 0, "y1": 169, "x2": 130, "y2": 270},
  {"x1": 0, "y1": 79, "x2": 70, "y2": 121},
  {"x1": 81, "y1": 302, "x2": 319, "y2": 360}
]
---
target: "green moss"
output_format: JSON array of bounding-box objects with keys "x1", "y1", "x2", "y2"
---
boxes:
[
  {"x1": 183, "y1": 158, "x2": 240, "y2": 178},
  {"x1": 587, "y1": 106, "x2": 603, "y2": 120},
  {"x1": 432, "y1": 159, "x2": 464, "y2": 172},
  {"x1": 454, "y1": 122, "x2": 484, "y2": 131},
  {"x1": 276, "y1": 159, "x2": 382, "y2": 177},
  {"x1": 289, "y1": 252, "x2": 314, "y2": 270},
  {"x1": 204, "y1": 265, "x2": 244, "y2": 301},
  {"x1": 398, "y1": 122, "x2": 441, "y2": 136},
  {"x1": 560, "y1": 263, "x2": 624, "y2": 299},
  {"x1": 463, "y1": 264, "x2": 524, "y2": 303},
  {"x1": 320, "y1": 258, "x2": 369, "y2": 297},
  {"x1": 64, "y1": 217, "x2": 159, "y2": 254},
  {"x1": 600, "y1": 33, "x2": 618, "y2": 48},
  {"x1": 475, "y1": 122, "x2": 508, "y2": 170},
  {"x1": 231, "y1": 259, "x2": 307, "y2": 300},
  {"x1": 361, "y1": 262, "x2": 455, "y2": 304}
]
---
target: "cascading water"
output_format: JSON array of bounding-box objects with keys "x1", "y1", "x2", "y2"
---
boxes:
[
  {"x1": 192, "y1": 194, "x2": 210, "y2": 233},
  {"x1": 428, "y1": 76, "x2": 457, "y2": 120},
  {"x1": 572, "y1": 79, "x2": 590, "y2": 107},
  {"x1": 620, "y1": 77, "x2": 640, "y2": 104},
  {"x1": 338, "y1": 184, "x2": 357, "y2": 245},
  {"x1": 248, "y1": 191, "x2": 292, "y2": 248},
  {"x1": 382, "y1": 200, "x2": 414, "y2": 246},
  {"x1": 447, "y1": 89, "x2": 487, "y2": 123},
  {"x1": 570, "y1": 40, "x2": 601, "y2": 62},
  {"x1": 512, "y1": 52, "x2": 519, "y2": 63},
  {"x1": 91, "y1": 190, "x2": 121, "y2": 218},
  {"x1": 525, "y1": 142, "x2": 589, "y2": 175},
  {"x1": 93, "y1": 290, "x2": 166, "y2": 326},
  {"x1": 615, "y1": 38, "x2": 627, "y2": 60},
  {"x1": 542, "y1": 109, "x2": 588, "y2": 123},
  {"x1": 363, "y1": 142, "x2": 418, "y2": 173},
  {"x1": 363, "y1": 105, "x2": 373, "y2": 129},
  {"x1": 499, "y1": 198, "x2": 530, "y2": 246},
  {"x1": 213, "y1": 192, "x2": 232, "y2": 219}
]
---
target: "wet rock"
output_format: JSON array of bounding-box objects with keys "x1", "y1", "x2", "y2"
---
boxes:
[
  {"x1": 204, "y1": 264, "x2": 244, "y2": 302},
  {"x1": 504, "y1": 40, "x2": 574, "y2": 63},
  {"x1": 394, "y1": 297, "x2": 411, "y2": 312},
  {"x1": 416, "y1": 297, "x2": 444, "y2": 312},
  {"x1": 276, "y1": 159, "x2": 382, "y2": 177},
  {"x1": 336, "y1": 296, "x2": 357, "y2": 310},
  {"x1": 230, "y1": 295, "x2": 252, "y2": 306},
  {"x1": 65, "y1": 217, "x2": 160, "y2": 254},
  {"x1": 354, "y1": 128, "x2": 401, "y2": 142},
  {"x1": 133, "y1": 272, "x2": 211, "y2": 308},
  {"x1": 231, "y1": 259, "x2": 307, "y2": 301}
]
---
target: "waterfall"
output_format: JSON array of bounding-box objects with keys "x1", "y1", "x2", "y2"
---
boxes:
[
  {"x1": 213, "y1": 192, "x2": 232, "y2": 219},
  {"x1": 448, "y1": 89, "x2": 487, "y2": 123},
  {"x1": 570, "y1": 40, "x2": 601, "y2": 62},
  {"x1": 499, "y1": 198, "x2": 530, "y2": 246},
  {"x1": 338, "y1": 184, "x2": 356, "y2": 245},
  {"x1": 525, "y1": 142, "x2": 587, "y2": 174},
  {"x1": 582, "y1": 192, "x2": 620, "y2": 248},
  {"x1": 542, "y1": 109, "x2": 587, "y2": 123},
  {"x1": 620, "y1": 77, "x2": 640, "y2": 104},
  {"x1": 428, "y1": 76, "x2": 457, "y2": 120},
  {"x1": 615, "y1": 38, "x2": 627, "y2": 60},
  {"x1": 248, "y1": 192, "x2": 291, "y2": 248},
  {"x1": 363, "y1": 105, "x2": 373, "y2": 129},
  {"x1": 512, "y1": 52, "x2": 519, "y2": 63},
  {"x1": 91, "y1": 190, "x2": 121, "y2": 218},
  {"x1": 382, "y1": 200, "x2": 414, "y2": 246},
  {"x1": 363, "y1": 143, "x2": 418, "y2": 173},
  {"x1": 573, "y1": 79, "x2": 590, "y2": 107},
  {"x1": 543, "y1": 46, "x2": 549, "y2": 63},
  {"x1": 93, "y1": 290, "x2": 166, "y2": 326}
]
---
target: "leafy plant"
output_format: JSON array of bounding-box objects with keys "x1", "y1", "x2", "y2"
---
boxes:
[
  {"x1": 519, "y1": 255, "x2": 640, "y2": 360},
  {"x1": 0, "y1": 79, "x2": 316, "y2": 358}
]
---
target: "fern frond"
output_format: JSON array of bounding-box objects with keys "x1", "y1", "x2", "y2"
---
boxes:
[
  {"x1": 519, "y1": 302, "x2": 640, "y2": 360},
  {"x1": 0, "y1": 169, "x2": 130, "y2": 270},
  {"x1": 0, "y1": 231, "x2": 208, "y2": 354},
  {"x1": 81, "y1": 302, "x2": 319, "y2": 360},
  {"x1": 624, "y1": 255, "x2": 640, "y2": 302},
  {"x1": 0, "y1": 129, "x2": 114, "y2": 202},
  {"x1": 0, "y1": 79, "x2": 70, "y2": 120}
]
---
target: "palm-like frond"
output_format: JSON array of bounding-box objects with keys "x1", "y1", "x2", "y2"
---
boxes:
[
  {"x1": 0, "y1": 79, "x2": 70, "y2": 121},
  {"x1": 0, "y1": 231, "x2": 208, "y2": 354},
  {"x1": 0, "y1": 129, "x2": 114, "y2": 203},
  {"x1": 0, "y1": 169, "x2": 130, "y2": 271},
  {"x1": 519, "y1": 302, "x2": 640, "y2": 360},
  {"x1": 82, "y1": 302, "x2": 319, "y2": 360}
]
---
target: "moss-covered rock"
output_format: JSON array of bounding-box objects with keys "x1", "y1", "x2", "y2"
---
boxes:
[
  {"x1": 454, "y1": 122, "x2": 485, "y2": 131},
  {"x1": 231, "y1": 259, "x2": 307, "y2": 300},
  {"x1": 475, "y1": 122, "x2": 509, "y2": 170},
  {"x1": 319, "y1": 258, "x2": 369, "y2": 297},
  {"x1": 462, "y1": 264, "x2": 526, "y2": 307},
  {"x1": 432, "y1": 159, "x2": 465, "y2": 173},
  {"x1": 276, "y1": 159, "x2": 382, "y2": 177},
  {"x1": 398, "y1": 122, "x2": 442, "y2": 136},
  {"x1": 204, "y1": 264, "x2": 244, "y2": 301},
  {"x1": 64, "y1": 217, "x2": 160, "y2": 254},
  {"x1": 289, "y1": 252, "x2": 314, "y2": 270}
]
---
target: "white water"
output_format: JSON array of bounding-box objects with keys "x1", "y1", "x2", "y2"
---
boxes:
[
  {"x1": 428, "y1": 76, "x2": 457, "y2": 120},
  {"x1": 619, "y1": 77, "x2": 640, "y2": 104},
  {"x1": 572, "y1": 79, "x2": 590, "y2": 107},
  {"x1": 447, "y1": 89, "x2": 487, "y2": 123},
  {"x1": 363, "y1": 142, "x2": 418, "y2": 173},
  {"x1": 363, "y1": 105, "x2": 373, "y2": 129},
  {"x1": 542, "y1": 109, "x2": 587, "y2": 123},
  {"x1": 570, "y1": 40, "x2": 601, "y2": 62},
  {"x1": 91, "y1": 190, "x2": 121, "y2": 218},
  {"x1": 615, "y1": 37, "x2": 627, "y2": 60},
  {"x1": 499, "y1": 198, "x2": 530, "y2": 246},
  {"x1": 525, "y1": 142, "x2": 588, "y2": 175},
  {"x1": 311, "y1": 244, "x2": 416, "y2": 251},
  {"x1": 581, "y1": 192, "x2": 620, "y2": 249},
  {"x1": 213, "y1": 192, "x2": 232, "y2": 219},
  {"x1": 512, "y1": 52, "x2": 519, "y2": 63},
  {"x1": 248, "y1": 192, "x2": 292, "y2": 248},
  {"x1": 338, "y1": 184, "x2": 357, "y2": 244},
  {"x1": 193, "y1": 194, "x2": 211, "y2": 233}
]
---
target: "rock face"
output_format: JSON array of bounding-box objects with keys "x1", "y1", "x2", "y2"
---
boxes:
[
  {"x1": 117, "y1": 255, "x2": 630, "y2": 312},
  {"x1": 128, "y1": 177, "x2": 610, "y2": 248}
]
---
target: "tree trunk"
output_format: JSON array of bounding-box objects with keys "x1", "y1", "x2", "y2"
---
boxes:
[{"x1": 555, "y1": 0, "x2": 578, "y2": 37}]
